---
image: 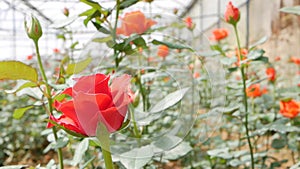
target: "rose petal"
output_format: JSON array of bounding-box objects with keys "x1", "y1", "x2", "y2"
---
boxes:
[
  {"x1": 73, "y1": 92, "x2": 112, "y2": 136},
  {"x1": 100, "y1": 106, "x2": 127, "y2": 132},
  {"x1": 62, "y1": 87, "x2": 73, "y2": 96},
  {"x1": 55, "y1": 100, "x2": 79, "y2": 123},
  {"x1": 111, "y1": 74, "x2": 131, "y2": 104},
  {"x1": 73, "y1": 74, "x2": 110, "y2": 95},
  {"x1": 47, "y1": 115, "x2": 86, "y2": 136}
]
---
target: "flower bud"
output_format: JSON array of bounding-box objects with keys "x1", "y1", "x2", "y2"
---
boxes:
[
  {"x1": 224, "y1": 1, "x2": 240, "y2": 26},
  {"x1": 63, "y1": 7, "x2": 69, "y2": 17},
  {"x1": 24, "y1": 15, "x2": 43, "y2": 42}
]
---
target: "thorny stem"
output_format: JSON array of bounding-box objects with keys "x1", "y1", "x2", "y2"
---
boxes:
[
  {"x1": 34, "y1": 40, "x2": 64, "y2": 169},
  {"x1": 233, "y1": 25, "x2": 255, "y2": 169}
]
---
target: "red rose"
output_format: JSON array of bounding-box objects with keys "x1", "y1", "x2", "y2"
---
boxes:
[
  {"x1": 266, "y1": 67, "x2": 276, "y2": 82},
  {"x1": 210, "y1": 28, "x2": 229, "y2": 41},
  {"x1": 116, "y1": 11, "x2": 156, "y2": 36},
  {"x1": 47, "y1": 73, "x2": 132, "y2": 136},
  {"x1": 280, "y1": 100, "x2": 300, "y2": 118},
  {"x1": 224, "y1": 1, "x2": 240, "y2": 25}
]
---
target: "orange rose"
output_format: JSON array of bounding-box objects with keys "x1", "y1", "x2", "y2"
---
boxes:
[
  {"x1": 157, "y1": 45, "x2": 169, "y2": 58},
  {"x1": 266, "y1": 67, "x2": 276, "y2": 82},
  {"x1": 116, "y1": 11, "x2": 156, "y2": 36},
  {"x1": 210, "y1": 28, "x2": 229, "y2": 41},
  {"x1": 246, "y1": 84, "x2": 267, "y2": 98},
  {"x1": 193, "y1": 72, "x2": 200, "y2": 79},
  {"x1": 290, "y1": 56, "x2": 300, "y2": 65},
  {"x1": 279, "y1": 100, "x2": 300, "y2": 118},
  {"x1": 225, "y1": 1, "x2": 240, "y2": 25}
]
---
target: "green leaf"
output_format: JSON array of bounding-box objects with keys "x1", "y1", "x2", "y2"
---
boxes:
[
  {"x1": 92, "y1": 36, "x2": 113, "y2": 43},
  {"x1": 220, "y1": 57, "x2": 237, "y2": 65},
  {"x1": 198, "y1": 51, "x2": 220, "y2": 57},
  {"x1": 207, "y1": 148, "x2": 233, "y2": 159},
  {"x1": 149, "y1": 87, "x2": 189, "y2": 113},
  {"x1": 53, "y1": 137, "x2": 69, "y2": 149},
  {"x1": 79, "y1": 8, "x2": 97, "y2": 17},
  {"x1": 240, "y1": 49, "x2": 265, "y2": 64},
  {"x1": 70, "y1": 41, "x2": 79, "y2": 49},
  {"x1": 49, "y1": 15, "x2": 78, "y2": 29},
  {"x1": 5, "y1": 81, "x2": 37, "y2": 94},
  {"x1": 133, "y1": 37, "x2": 147, "y2": 48},
  {"x1": 210, "y1": 45, "x2": 226, "y2": 56},
  {"x1": 254, "y1": 56, "x2": 269, "y2": 63},
  {"x1": 229, "y1": 159, "x2": 242, "y2": 167},
  {"x1": 80, "y1": 0, "x2": 103, "y2": 11},
  {"x1": 66, "y1": 57, "x2": 92, "y2": 75},
  {"x1": 251, "y1": 122, "x2": 300, "y2": 136},
  {"x1": 72, "y1": 138, "x2": 89, "y2": 166},
  {"x1": 271, "y1": 138, "x2": 286, "y2": 149},
  {"x1": 152, "y1": 39, "x2": 193, "y2": 51},
  {"x1": 56, "y1": 34, "x2": 66, "y2": 40},
  {"x1": 163, "y1": 141, "x2": 192, "y2": 160},
  {"x1": 113, "y1": 41, "x2": 134, "y2": 54},
  {"x1": 80, "y1": 156, "x2": 96, "y2": 169},
  {"x1": 91, "y1": 21, "x2": 110, "y2": 34},
  {"x1": 270, "y1": 160, "x2": 288, "y2": 169},
  {"x1": 120, "y1": 0, "x2": 139, "y2": 9},
  {"x1": 280, "y1": 6, "x2": 300, "y2": 15},
  {"x1": 119, "y1": 145, "x2": 154, "y2": 169},
  {"x1": 152, "y1": 135, "x2": 181, "y2": 150},
  {"x1": 13, "y1": 106, "x2": 34, "y2": 119},
  {"x1": 249, "y1": 36, "x2": 268, "y2": 49},
  {"x1": 0, "y1": 61, "x2": 38, "y2": 82},
  {"x1": 125, "y1": 35, "x2": 147, "y2": 48}
]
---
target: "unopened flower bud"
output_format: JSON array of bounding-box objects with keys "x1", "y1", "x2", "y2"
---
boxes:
[
  {"x1": 63, "y1": 7, "x2": 69, "y2": 17},
  {"x1": 24, "y1": 15, "x2": 43, "y2": 42},
  {"x1": 224, "y1": 2, "x2": 240, "y2": 26}
]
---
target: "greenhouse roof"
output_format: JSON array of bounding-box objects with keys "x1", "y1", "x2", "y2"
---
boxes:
[{"x1": 0, "y1": 0, "x2": 197, "y2": 60}]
